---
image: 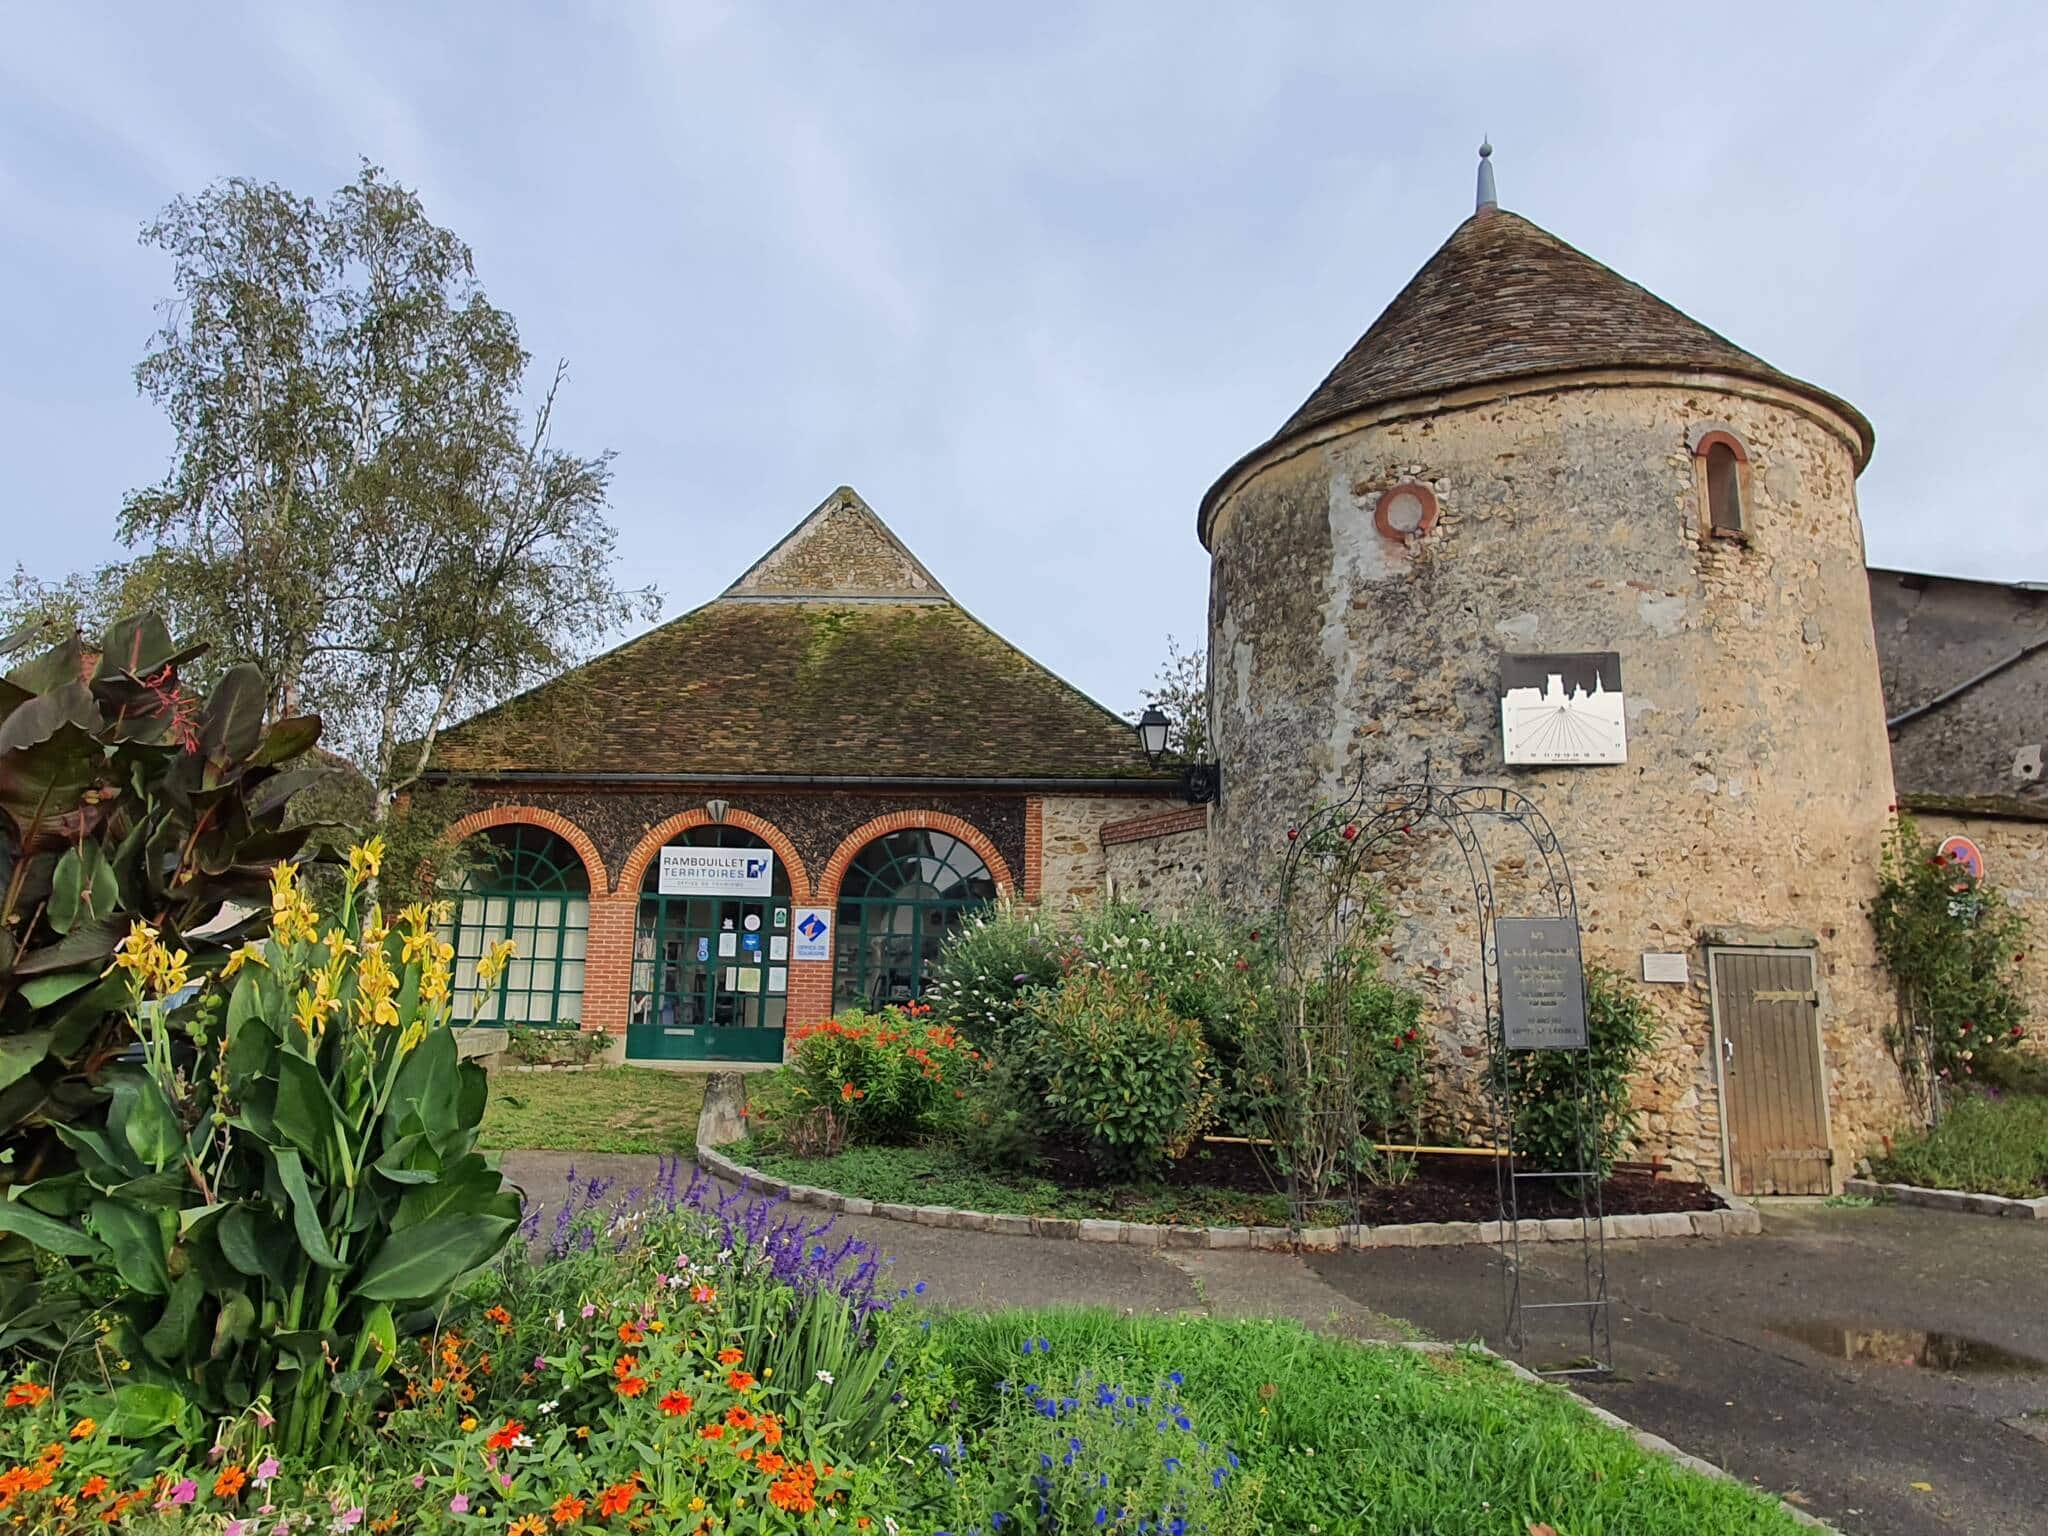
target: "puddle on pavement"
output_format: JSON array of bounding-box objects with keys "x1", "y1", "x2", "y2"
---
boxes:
[{"x1": 1768, "y1": 1321, "x2": 2047, "y2": 1375}]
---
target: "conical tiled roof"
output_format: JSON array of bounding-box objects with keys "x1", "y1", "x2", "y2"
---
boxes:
[{"x1": 1200, "y1": 207, "x2": 1872, "y2": 541}]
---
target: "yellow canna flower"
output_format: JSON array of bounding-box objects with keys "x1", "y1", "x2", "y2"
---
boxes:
[
  {"x1": 154, "y1": 947, "x2": 190, "y2": 999},
  {"x1": 476, "y1": 939, "x2": 518, "y2": 986},
  {"x1": 323, "y1": 927, "x2": 356, "y2": 965},
  {"x1": 109, "y1": 920, "x2": 162, "y2": 984},
  {"x1": 220, "y1": 940, "x2": 269, "y2": 979},
  {"x1": 292, "y1": 988, "x2": 322, "y2": 1035},
  {"x1": 345, "y1": 836, "x2": 386, "y2": 889}
]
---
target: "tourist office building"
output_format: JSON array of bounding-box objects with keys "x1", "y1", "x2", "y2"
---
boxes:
[
  {"x1": 430, "y1": 155, "x2": 2048, "y2": 1194},
  {"x1": 428, "y1": 487, "x2": 1191, "y2": 1064}
]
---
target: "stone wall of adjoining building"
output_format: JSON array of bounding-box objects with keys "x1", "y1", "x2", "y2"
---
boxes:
[
  {"x1": 1038, "y1": 794, "x2": 1184, "y2": 910},
  {"x1": 1101, "y1": 807, "x2": 1211, "y2": 917},
  {"x1": 1911, "y1": 809, "x2": 2048, "y2": 1042},
  {"x1": 1204, "y1": 378, "x2": 1912, "y2": 1186}
]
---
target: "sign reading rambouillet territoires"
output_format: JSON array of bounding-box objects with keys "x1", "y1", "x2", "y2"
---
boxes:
[
  {"x1": 658, "y1": 846, "x2": 775, "y2": 898},
  {"x1": 1497, "y1": 916, "x2": 1588, "y2": 1050}
]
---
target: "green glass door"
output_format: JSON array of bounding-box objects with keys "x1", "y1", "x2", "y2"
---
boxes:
[{"x1": 628, "y1": 891, "x2": 789, "y2": 1063}]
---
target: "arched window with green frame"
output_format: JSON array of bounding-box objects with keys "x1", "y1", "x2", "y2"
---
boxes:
[
  {"x1": 832, "y1": 828, "x2": 997, "y2": 1012},
  {"x1": 444, "y1": 825, "x2": 590, "y2": 1025}
]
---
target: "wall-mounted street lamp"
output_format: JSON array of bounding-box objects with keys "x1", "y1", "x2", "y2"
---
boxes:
[
  {"x1": 1133, "y1": 709, "x2": 1221, "y2": 806},
  {"x1": 704, "y1": 798, "x2": 730, "y2": 825}
]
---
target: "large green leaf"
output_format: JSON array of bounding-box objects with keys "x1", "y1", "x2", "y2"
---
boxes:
[
  {"x1": 247, "y1": 763, "x2": 329, "y2": 821},
  {"x1": 141, "y1": 1269, "x2": 203, "y2": 1363},
  {"x1": 84, "y1": 1198, "x2": 171, "y2": 1295},
  {"x1": 0, "y1": 1195, "x2": 104, "y2": 1259},
  {"x1": 348, "y1": 1301, "x2": 397, "y2": 1375},
  {"x1": 217, "y1": 1205, "x2": 292, "y2": 1287},
  {"x1": 18, "y1": 969, "x2": 96, "y2": 1008},
  {"x1": 272, "y1": 1148, "x2": 345, "y2": 1270},
  {"x1": 0, "y1": 678, "x2": 98, "y2": 754},
  {"x1": 0, "y1": 722, "x2": 106, "y2": 853},
  {"x1": 0, "y1": 1029, "x2": 51, "y2": 1094},
  {"x1": 46, "y1": 840, "x2": 121, "y2": 935},
  {"x1": 274, "y1": 1051, "x2": 344, "y2": 1176},
  {"x1": 198, "y1": 664, "x2": 266, "y2": 770},
  {"x1": 212, "y1": 1289, "x2": 256, "y2": 1358},
  {"x1": 108, "y1": 1071, "x2": 182, "y2": 1170},
  {"x1": 383, "y1": 1027, "x2": 458, "y2": 1143},
  {"x1": 392, "y1": 1152, "x2": 503, "y2": 1232},
  {"x1": 252, "y1": 714, "x2": 322, "y2": 767},
  {"x1": 91, "y1": 1381, "x2": 192, "y2": 1439},
  {"x1": 371, "y1": 1133, "x2": 440, "y2": 1185},
  {"x1": 354, "y1": 1212, "x2": 514, "y2": 1302},
  {"x1": 12, "y1": 915, "x2": 123, "y2": 977}
]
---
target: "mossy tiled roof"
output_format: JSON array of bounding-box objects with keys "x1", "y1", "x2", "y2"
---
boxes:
[{"x1": 433, "y1": 491, "x2": 1151, "y2": 781}]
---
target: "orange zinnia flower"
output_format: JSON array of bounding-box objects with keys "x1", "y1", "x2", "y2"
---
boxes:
[
  {"x1": 659, "y1": 1391, "x2": 693, "y2": 1417},
  {"x1": 612, "y1": 1354, "x2": 639, "y2": 1380},
  {"x1": 69, "y1": 1419, "x2": 96, "y2": 1440},
  {"x1": 724, "y1": 1406, "x2": 754, "y2": 1430},
  {"x1": 716, "y1": 1348, "x2": 743, "y2": 1367},
  {"x1": 81, "y1": 1476, "x2": 109, "y2": 1500},
  {"x1": 690, "y1": 1284, "x2": 716, "y2": 1305},
  {"x1": 485, "y1": 1419, "x2": 524, "y2": 1452},
  {"x1": 597, "y1": 1482, "x2": 637, "y2": 1518},
  {"x1": 617, "y1": 1321, "x2": 644, "y2": 1345},
  {"x1": 698, "y1": 1424, "x2": 725, "y2": 1440},
  {"x1": 212, "y1": 1465, "x2": 248, "y2": 1498},
  {"x1": 757, "y1": 1415, "x2": 783, "y2": 1446},
  {"x1": 549, "y1": 1495, "x2": 586, "y2": 1526},
  {"x1": 753, "y1": 1452, "x2": 786, "y2": 1476},
  {"x1": 508, "y1": 1516, "x2": 547, "y2": 1536},
  {"x1": 4, "y1": 1382, "x2": 50, "y2": 1409},
  {"x1": 727, "y1": 1370, "x2": 756, "y2": 1392},
  {"x1": 615, "y1": 1376, "x2": 648, "y2": 1398}
]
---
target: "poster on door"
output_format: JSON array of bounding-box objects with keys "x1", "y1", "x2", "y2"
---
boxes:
[{"x1": 658, "y1": 846, "x2": 775, "y2": 897}]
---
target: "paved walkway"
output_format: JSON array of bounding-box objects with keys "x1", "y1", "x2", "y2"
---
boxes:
[{"x1": 499, "y1": 1154, "x2": 2048, "y2": 1535}]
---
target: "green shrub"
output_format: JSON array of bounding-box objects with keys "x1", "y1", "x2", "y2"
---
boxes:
[
  {"x1": 1028, "y1": 971, "x2": 1214, "y2": 1176},
  {"x1": 503, "y1": 1021, "x2": 605, "y2": 1066},
  {"x1": 0, "y1": 840, "x2": 519, "y2": 1460},
  {"x1": 1869, "y1": 1090, "x2": 2048, "y2": 1198},
  {"x1": 1870, "y1": 814, "x2": 2032, "y2": 1089},
  {"x1": 926, "y1": 898, "x2": 1064, "y2": 1050},
  {"x1": 784, "y1": 1005, "x2": 981, "y2": 1145},
  {"x1": 1505, "y1": 964, "x2": 1654, "y2": 1179}
]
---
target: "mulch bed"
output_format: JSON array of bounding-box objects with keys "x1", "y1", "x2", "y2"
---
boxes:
[{"x1": 1035, "y1": 1137, "x2": 1724, "y2": 1222}]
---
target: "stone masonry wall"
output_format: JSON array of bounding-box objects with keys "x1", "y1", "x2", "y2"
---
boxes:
[
  {"x1": 1205, "y1": 380, "x2": 1911, "y2": 1187},
  {"x1": 1039, "y1": 794, "x2": 1183, "y2": 909},
  {"x1": 1103, "y1": 814, "x2": 1211, "y2": 917},
  {"x1": 1912, "y1": 811, "x2": 2048, "y2": 1038}
]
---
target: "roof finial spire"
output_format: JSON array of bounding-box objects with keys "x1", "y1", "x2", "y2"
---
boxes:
[{"x1": 1475, "y1": 138, "x2": 1497, "y2": 213}]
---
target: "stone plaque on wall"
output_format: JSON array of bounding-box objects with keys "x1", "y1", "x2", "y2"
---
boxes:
[{"x1": 1497, "y1": 916, "x2": 1588, "y2": 1050}]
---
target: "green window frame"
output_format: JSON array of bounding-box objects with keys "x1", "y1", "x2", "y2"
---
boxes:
[
  {"x1": 832, "y1": 828, "x2": 996, "y2": 1013},
  {"x1": 630, "y1": 828, "x2": 791, "y2": 1061},
  {"x1": 444, "y1": 826, "x2": 590, "y2": 1026}
]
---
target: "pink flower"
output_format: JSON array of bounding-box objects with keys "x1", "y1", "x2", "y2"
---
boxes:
[
  {"x1": 255, "y1": 1410, "x2": 275, "y2": 1430},
  {"x1": 411, "y1": 1474, "x2": 426, "y2": 1491},
  {"x1": 171, "y1": 1479, "x2": 199, "y2": 1506},
  {"x1": 226, "y1": 1523, "x2": 248, "y2": 1536},
  {"x1": 254, "y1": 1457, "x2": 281, "y2": 1486},
  {"x1": 448, "y1": 1495, "x2": 469, "y2": 1514},
  {"x1": 498, "y1": 1473, "x2": 513, "y2": 1490},
  {"x1": 580, "y1": 1304, "x2": 596, "y2": 1318},
  {"x1": 209, "y1": 1444, "x2": 226, "y2": 1461}
]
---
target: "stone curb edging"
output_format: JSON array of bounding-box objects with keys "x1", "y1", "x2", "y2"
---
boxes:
[
  {"x1": 1417, "y1": 1344, "x2": 1836, "y2": 1531},
  {"x1": 695, "y1": 1143, "x2": 1763, "y2": 1248},
  {"x1": 1845, "y1": 1176, "x2": 2048, "y2": 1219}
]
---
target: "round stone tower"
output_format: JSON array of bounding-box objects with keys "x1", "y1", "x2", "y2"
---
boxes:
[{"x1": 1201, "y1": 156, "x2": 1909, "y2": 1190}]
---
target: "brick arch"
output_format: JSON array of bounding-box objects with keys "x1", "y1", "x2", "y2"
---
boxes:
[
  {"x1": 816, "y1": 811, "x2": 1016, "y2": 907},
  {"x1": 441, "y1": 805, "x2": 609, "y2": 894},
  {"x1": 1690, "y1": 427, "x2": 1750, "y2": 463},
  {"x1": 617, "y1": 809, "x2": 813, "y2": 903}
]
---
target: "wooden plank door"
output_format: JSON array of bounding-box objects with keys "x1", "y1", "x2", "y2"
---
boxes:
[{"x1": 1710, "y1": 948, "x2": 1832, "y2": 1194}]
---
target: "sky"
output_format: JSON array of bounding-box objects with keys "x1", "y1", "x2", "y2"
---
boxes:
[{"x1": 5, "y1": 3, "x2": 2046, "y2": 719}]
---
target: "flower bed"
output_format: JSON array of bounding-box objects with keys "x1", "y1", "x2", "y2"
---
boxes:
[
  {"x1": 1859, "y1": 1090, "x2": 2048, "y2": 1208},
  {"x1": 5, "y1": 1168, "x2": 1807, "y2": 1534}
]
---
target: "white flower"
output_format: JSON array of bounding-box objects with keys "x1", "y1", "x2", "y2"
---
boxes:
[
  {"x1": 816, "y1": 1369, "x2": 835, "y2": 1384},
  {"x1": 512, "y1": 1433, "x2": 534, "y2": 1448},
  {"x1": 551, "y1": 1309, "x2": 566, "y2": 1332},
  {"x1": 538, "y1": 1399, "x2": 559, "y2": 1415}
]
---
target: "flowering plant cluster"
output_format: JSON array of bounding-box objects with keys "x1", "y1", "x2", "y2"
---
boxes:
[
  {"x1": 1, "y1": 839, "x2": 521, "y2": 1462},
  {"x1": 1871, "y1": 814, "x2": 2032, "y2": 1099},
  {"x1": 785, "y1": 1006, "x2": 982, "y2": 1146}
]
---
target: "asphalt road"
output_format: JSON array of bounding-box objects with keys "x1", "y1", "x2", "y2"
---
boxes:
[{"x1": 1311, "y1": 1203, "x2": 2048, "y2": 1536}]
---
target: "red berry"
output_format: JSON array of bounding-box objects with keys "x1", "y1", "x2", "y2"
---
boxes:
[
  {"x1": 1341, "y1": 823, "x2": 1359, "y2": 841},
  {"x1": 1286, "y1": 828, "x2": 1299, "y2": 841}
]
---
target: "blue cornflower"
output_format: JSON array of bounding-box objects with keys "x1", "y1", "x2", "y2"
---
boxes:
[
  {"x1": 1175, "y1": 1413, "x2": 1193, "y2": 1431},
  {"x1": 1170, "y1": 1520, "x2": 1187, "y2": 1536},
  {"x1": 1163, "y1": 1456, "x2": 1181, "y2": 1472},
  {"x1": 915, "y1": 1280, "x2": 928, "y2": 1294},
  {"x1": 1168, "y1": 1370, "x2": 1185, "y2": 1386},
  {"x1": 1094, "y1": 1510, "x2": 1109, "y2": 1528},
  {"x1": 1096, "y1": 1384, "x2": 1117, "y2": 1408},
  {"x1": 1212, "y1": 1467, "x2": 1227, "y2": 1489},
  {"x1": 1040, "y1": 1454, "x2": 1053, "y2": 1470}
]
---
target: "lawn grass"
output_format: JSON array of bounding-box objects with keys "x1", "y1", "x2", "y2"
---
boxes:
[
  {"x1": 933, "y1": 1308, "x2": 1808, "y2": 1534},
  {"x1": 742, "y1": 1137, "x2": 1309, "y2": 1225},
  {"x1": 1868, "y1": 1090, "x2": 2048, "y2": 1197},
  {"x1": 478, "y1": 1066, "x2": 705, "y2": 1154}
]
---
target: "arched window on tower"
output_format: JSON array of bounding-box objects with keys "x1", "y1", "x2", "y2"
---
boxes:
[{"x1": 1691, "y1": 429, "x2": 1751, "y2": 542}]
